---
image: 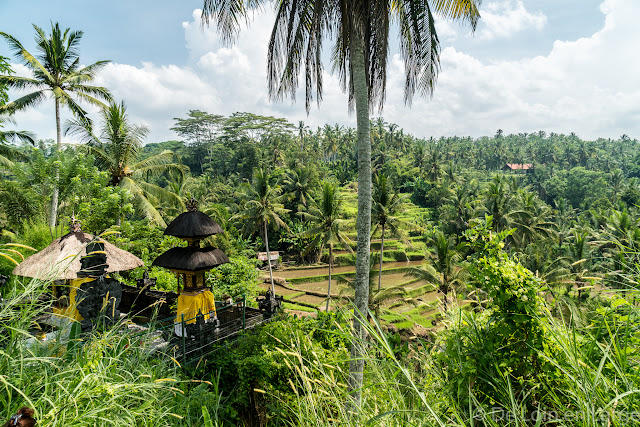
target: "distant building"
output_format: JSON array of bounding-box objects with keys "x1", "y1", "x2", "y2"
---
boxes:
[{"x1": 503, "y1": 163, "x2": 534, "y2": 173}]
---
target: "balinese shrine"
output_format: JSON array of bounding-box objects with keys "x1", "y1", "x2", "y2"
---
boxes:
[
  {"x1": 11, "y1": 204, "x2": 276, "y2": 364},
  {"x1": 12, "y1": 217, "x2": 143, "y2": 329},
  {"x1": 152, "y1": 198, "x2": 229, "y2": 334}
]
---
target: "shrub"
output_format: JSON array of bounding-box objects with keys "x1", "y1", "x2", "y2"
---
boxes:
[
  {"x1": 207, "y1": 256, "x2": 259, "y2": 300},
  {"x1": 195, "y1": 311, "x2": 350, "y2": 425},
  {"x1": 436, "y1": 251, "x2": 559, "y2": 408},
  {"x1": 110, "y1": 220, "x2": 181, "y2": 263}
]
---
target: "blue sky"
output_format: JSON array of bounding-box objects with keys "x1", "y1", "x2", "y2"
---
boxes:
[{"x1": 1, "y1": 0, "x2": 638, "y2": 144}]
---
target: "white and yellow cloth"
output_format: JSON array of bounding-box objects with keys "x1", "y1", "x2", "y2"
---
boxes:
[
  {"x1": 51, "y1": 277, "x2": 93, "y2": 322},
  {"x1": 175, "y1": 289, "x2": 217, "y2": 324}
]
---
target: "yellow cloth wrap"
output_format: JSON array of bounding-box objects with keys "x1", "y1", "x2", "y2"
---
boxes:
[
  {"x1": 52, "y1": 277, "x2": 92, "y2": 321},
  {"x1": 175, "y1": 290, "x2": 217, "y2": 324}
]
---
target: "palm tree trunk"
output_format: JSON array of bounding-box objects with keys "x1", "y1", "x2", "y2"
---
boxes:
[
  {"x1": 326, "y1": 244, "x2": 333, "y2": 312},
  {"x1": 347, "y1": 28, "x2": 371, "y2": 407},
  {"x1": 378, "y1": 223, "x2": 385, "y2": 292},
  {"x1": 49, "y1": 97, "x2": 61, "y2": 229},
  {"x1": 264, "y1": 222, "x2": 275, "y2": 294}
]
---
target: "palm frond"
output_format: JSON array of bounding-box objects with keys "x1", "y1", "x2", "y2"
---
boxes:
[
  {"x1": 64, "y1": 116, "x2": 100, "y2": 145},
  {"x1": 132, "y1": 151, "x2": 181, "y2": 174},
  {"x1": 0, "y1": 90, "x2": 48, "y2": 115},
  {"x1": 0, "y1": 31, "x2": 52, "y2": 80},
  {"x1": 68, "y1": 60, "x2": 112, "y2": 81},
  {"x1": 201, "y1": 0, "x2": 269, "y2": 45},
  {"x1": 58, "y1": 89, "x2": 90, "y2": 120},
  {"x1": 71, "y1": 89, "x2": 111, "y2": 110},
  {"x1": 0, "y1": 154, "x2": 14, "y2": 169},
  {"x1": 138, "y1": 181, "x2": 185, "y2": 210},
  {"x1": 432, "y1": 0, "x2": 481, "y2": 27},
  {"x1": 120, "y1": 177, "x2": 166, "y2": 226},
  {"x1": 0, "y1": 130, "x2": 35, "y2": 147},
  {"x1": 0, "y1": 75, "x2": 45, "y2": 91}
]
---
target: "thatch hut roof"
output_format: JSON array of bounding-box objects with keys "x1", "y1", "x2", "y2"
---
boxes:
[
  {"x1": 164, "y1": 211, "x2": 224, "y2": 239},
  {"x1": 12, "y1": 231, "x2": 144, "y2": 280},
  {"x1": 152, "y1": 246, "x2": 228, "y2": 271}
]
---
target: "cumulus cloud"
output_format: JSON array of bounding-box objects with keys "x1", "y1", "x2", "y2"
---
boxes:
[
  {"x1": 6, "y1": 0, "x2": 639, "y2": 144},
  {"x1": 478, "y1": 0, "x2": 547, "y2": 40},
  {"x1": 393, "y1": 0, "x2": 640, "y2": 139}
]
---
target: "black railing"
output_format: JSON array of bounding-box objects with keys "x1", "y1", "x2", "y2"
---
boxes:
[{"x1": 131, "y1": 295, "x2": 271, "y2": 366}]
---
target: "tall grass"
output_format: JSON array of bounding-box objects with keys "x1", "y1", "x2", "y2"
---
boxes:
[
  {"x1": 272, "y1": 301, "x2": 640, "y2": 427},
  {"x1": 0, "y1": 277, "x2": 221, "y2": 426},
  {"x1": 2, "y1": 276, "x2": 639, "y2": 426}
]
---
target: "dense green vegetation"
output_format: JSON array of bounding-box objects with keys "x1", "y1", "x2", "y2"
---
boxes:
[{"x1": 2, "y1": 20, "x2": 640, "y2": 427}]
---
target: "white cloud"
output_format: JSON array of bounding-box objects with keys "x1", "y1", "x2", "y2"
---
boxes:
[
  {"x1": 478, "y1": 0, "x2": 547, "y2": 40},
  {"x1": 434, "y1": 19, "x2": 459, "y2": 42},
  {"x1": 5, "y1": 0, "x2": 639, "y2": 144},
  {"x1": 388, "y1": 0, "x2": 640, "y2": 139}
]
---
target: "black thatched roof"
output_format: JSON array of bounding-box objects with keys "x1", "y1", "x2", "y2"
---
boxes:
[
  {"x1": 152, "y1": 246, "x2": 229, "y2": 271},
  {"x1": 164, "y1": 211, "x2": 224, "y2": 238}
]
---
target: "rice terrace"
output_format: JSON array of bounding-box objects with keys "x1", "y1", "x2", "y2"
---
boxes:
[{"x1": 1, "y1": 0, "x2": 639, "y2": 426}]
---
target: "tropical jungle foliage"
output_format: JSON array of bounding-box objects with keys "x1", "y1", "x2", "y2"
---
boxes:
[{"x1": 1, "y1": 20, "x2": 640, "y2": 427}]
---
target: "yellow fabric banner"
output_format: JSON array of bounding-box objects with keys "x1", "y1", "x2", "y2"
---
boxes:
[
  {"x1": 51, "y1": 277, "x2": 92, "y2": 321},
  {"x1": 175, "y1": 290, "x2": 217, "y2": 324}
]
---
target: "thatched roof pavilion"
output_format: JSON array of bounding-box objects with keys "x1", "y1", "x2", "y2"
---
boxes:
[{"x1": 12, "y1": 231, "x2": 144, "y2": 280}]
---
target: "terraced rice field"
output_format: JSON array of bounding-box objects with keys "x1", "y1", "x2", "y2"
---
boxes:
[
  {"x1": 259, "y1": 260, "x2": 441, "y2": 331},
  {"x1": 274, "y1": 261, "x2": 422, "y2": 280}
]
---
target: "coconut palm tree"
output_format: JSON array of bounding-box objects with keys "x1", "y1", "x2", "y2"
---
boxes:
[
  {"x1": 65, "y1": 101, "x2": 187, "y2": 226},
  {"x1": 441, "y1": 180, "x2": 479, "y2": 237},
  {"x1": 297, "y1": 120, "x2": 309, "y2": 149},
  {"x1": 201, "y1": 0, "x2": 480, "y2": 401},
  {"x1": 424, "y1": 142, "x2": 444, "y2": 182},
  {"x1": 301, "y1": 181, "x2": 353, "y2": 311},
  {"x1": 407, "y1": 230, "x2": 466, "y2": 310},
  {"x1": 371, "y1": 173, "x2": 410, "y2": 291},
  {"x1": 232, "y1": 168, "x2": 290, "y2": 293},
  {"x1": 485, "y1": 174, "x2": 514, "y2": 231},
  {"x1": 282, "y1": 164, "x2": 317, "y2": 214},
  {"x1": 338, "y1": 254, "x2": 413, "y2": 321},
  {"x1": 0, "y1": 23, "x2": 112, "y2": 227},
  {"x1": 565, "y1": 229, "x2": 591, "y2": 297},
  {"x1": 508, "y1": 190, "x2": 557, "y2": 250}
]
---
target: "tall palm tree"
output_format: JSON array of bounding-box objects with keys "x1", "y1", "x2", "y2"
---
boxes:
[
  {"x1": 201, "y1": 0, "x2": 480, "y2": 402},
  {"x1": 425, "y1": 142, "x2": 444, "y2": 182},
  {"x1": 338, "y1": 254, "x2": 412, "y2": 321},
  {"x1": 485, "y1": 174, "x2": 514, "y2": 231},
  {"x1": 442, "y1": 180, "x2": 479, "y2": 237},
  {"x1": 371, "y1": 173, "x2": 409, "y2": 291},
  {"x1": 565, "y1": 229, "x2": 590, "y2": 297},
  {"x1": 508, "y1": 190, "x2": 557, "y2": 250},
  {"x1": 323, "y1": 124, "x2": 339, "y2": 162},
  {"x1": 301, "y1": 181, "x2": 353, "y2": 311},
  {"x1": 0, "y1": 23, "x2": 112, "y2": 227},
  {"x1": 297, "y1": 120, "x2": 309, "y2": 149},
  {"x1": 232, "y1": 168, "x2": 290, "y2": 293},
  {"x1": 282, "y1": 164, "x2": 317, "y2": 214},
  {"x1": 407, "y1": 230, "x2": 466, "y2": 310},
  {"x1": 65, "y1": 101, "x2": 188, "y2": 226}
]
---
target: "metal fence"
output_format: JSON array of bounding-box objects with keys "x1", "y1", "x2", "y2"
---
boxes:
[{"x1": 132, "y1": 296, "x2": 270, "y2": 366}]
